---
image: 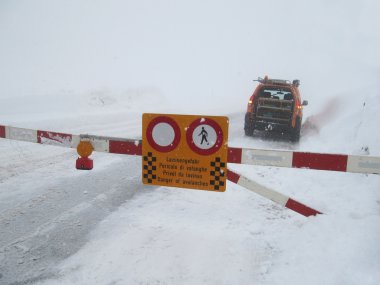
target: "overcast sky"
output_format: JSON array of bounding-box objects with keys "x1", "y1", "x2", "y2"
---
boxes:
[{"x1": 1, "y1": 0, "x2": 379, "y2": 112}]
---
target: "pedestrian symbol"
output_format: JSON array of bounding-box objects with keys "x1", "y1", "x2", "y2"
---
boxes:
[
  {"x1": 187, "y1": 118, "x2": 222, "y2": 155},
  {"x1": 199, "y1": 127, "x2": 209, "y2": 145},
  {"x1": 193, "y1": 124, "x2": 217, "y2": 150}
]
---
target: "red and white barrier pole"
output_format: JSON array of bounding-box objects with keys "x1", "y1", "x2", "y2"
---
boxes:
[
  {"x1": 0, "y1": 124, "x2": 142, "y2": 155},
  {"x1": 0, "y1": 125, "x2": 78, "y2": 147},
  {"x1": 4, "y1": 123, "x2": 377, "y2": 217},
  {"x1": 227, "y1": 168, "x2": 322, "y2": 217},
  {"x1": 2, "y1": 124, "x2": 379, "y2": 175},
  {"x1": 228, "y1": 147, "x2": 380, "y2": 175}
]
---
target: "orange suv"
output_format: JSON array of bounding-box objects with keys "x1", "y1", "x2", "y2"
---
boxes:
[{"x1": 244, "y1": 76, "x2": 308, "y2": 141}]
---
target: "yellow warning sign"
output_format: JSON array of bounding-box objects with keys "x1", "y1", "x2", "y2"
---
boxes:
[{"x1": 142, "y1": 113, "x2": 229, "y2": 192}]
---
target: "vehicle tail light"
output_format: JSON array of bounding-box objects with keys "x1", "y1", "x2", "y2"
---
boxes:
[{"x1": 247, "y1": 95, "x2": 254, "y2": 112}]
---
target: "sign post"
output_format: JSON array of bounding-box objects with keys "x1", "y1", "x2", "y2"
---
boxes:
[{"x1": 142, "y1": 114, "x2": 229, "y2": 192}]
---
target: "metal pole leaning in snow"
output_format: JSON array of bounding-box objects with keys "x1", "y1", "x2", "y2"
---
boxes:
[{"x1": 227, "y1": 169, "x2": 322, "y2": 217}]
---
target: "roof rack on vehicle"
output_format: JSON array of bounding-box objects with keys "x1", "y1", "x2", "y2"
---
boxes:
[{"x1": 254, "y1": 76, "x2": 300, "y2": 87}]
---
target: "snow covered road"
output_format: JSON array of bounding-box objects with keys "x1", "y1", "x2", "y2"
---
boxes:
[
  {"x1": 0, "y1": 143, "x2": 144, "y2": 284},
  {"x1": 1, "y1": 108, "x2": 379, "y2": 285}
]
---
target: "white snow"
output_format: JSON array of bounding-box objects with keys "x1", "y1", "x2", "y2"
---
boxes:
[{"x1": 1, "y1": 0, "x2": 380, "y2": 284}]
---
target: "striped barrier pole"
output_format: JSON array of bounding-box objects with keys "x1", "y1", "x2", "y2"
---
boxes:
[
  {"x1": 2, "y1": 124, "x2": 380, "y2": 175},
  {"x1": 227, "y1": 168, "x2": 322, "y2": 217},
  {"x1": 0, "y1": 123, "x2": 368, "y2": 216},
  {"x1": 0, "y1": 125, "x2": 142, "y2": 156},
  {"x1": 228, "y1": 147, "x2": 380, "y2": 175}
]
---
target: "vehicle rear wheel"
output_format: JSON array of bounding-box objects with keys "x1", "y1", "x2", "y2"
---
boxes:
[
  {"x1": 244, "y1": 114, "x2": 254, "y2": 136},
  {"x1": 245, "y1": 126, "x2": 254, "y2": 136},
  {"x1": 290, "y1": 117, "x2": 301, "y2": 142}
]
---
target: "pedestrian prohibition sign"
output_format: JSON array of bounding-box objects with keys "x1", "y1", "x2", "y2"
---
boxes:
[{"x1": 142, "y1": 113, "x2": 229, "y2": 192}]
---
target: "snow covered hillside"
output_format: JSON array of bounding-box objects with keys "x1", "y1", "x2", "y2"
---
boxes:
[{"x1": 1, "y1": 1, "x2": 380, "y2": 284}]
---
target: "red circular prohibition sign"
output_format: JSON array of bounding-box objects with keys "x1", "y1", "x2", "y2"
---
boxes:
[
  {"x1": 186, "y1": 118, "x2": 223, "y2": 155},
  {"x1": 146, "y1": 116, "x2": 181, "y2": 153}
]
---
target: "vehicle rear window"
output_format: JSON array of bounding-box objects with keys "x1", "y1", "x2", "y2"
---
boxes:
[{"x1": 259, "y1": 87, "x2": 293, "y2": 100}]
